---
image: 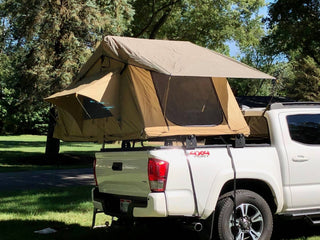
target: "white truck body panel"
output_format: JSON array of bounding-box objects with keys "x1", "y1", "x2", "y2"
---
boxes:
[
  {"x1": 95, "y1": 145, "x2": 284, "y2": 219},
  {"x1": 278, "y1": 109, "x2": 320, "y2": 210},
  {"x1": 93, "y1": 104, "x2": 320, "y2": 225},
  {"x1": 95, "y1": 151, "x2": 150, "y2": 197},
  {"x1": 149, "y1": 146, "x2": 283, "y2": 218}
]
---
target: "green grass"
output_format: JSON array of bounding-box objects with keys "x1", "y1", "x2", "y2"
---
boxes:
[
  {"x1": 0, "y1": 186, "x2": 199, "y2": 240},
  {"x1": 0, "y1": 135, "x2": 105, "y2": 172},
  {"x1": 0, "y1": 186, "x2": 98, "y2": 225},
  {"x1": 0, "y1": 186, "x2": 320, "y2": 240},
  {"x1": 0, "y1": 186, "x2": 111, "y2": 240},
  {"x1": 0, "y1": 135, "x2": 101, "y2": 152}
]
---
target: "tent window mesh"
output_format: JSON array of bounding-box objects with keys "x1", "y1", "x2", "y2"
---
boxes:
[
  {"x1": 152, "y1": 72, "x2": 223, "y2": 126},
  {"x1": 82, "y1": 97, "x2": 113, "y2": 119}
]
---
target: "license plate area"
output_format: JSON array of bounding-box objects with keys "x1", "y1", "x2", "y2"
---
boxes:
[{"x1": 120, "y1": 199, "x2": 132, "y2": 213}]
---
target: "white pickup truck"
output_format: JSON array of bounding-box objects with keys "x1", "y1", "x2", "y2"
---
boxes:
[{"x1": 92, "y1": 102, "x2": 320, "y2": 240}]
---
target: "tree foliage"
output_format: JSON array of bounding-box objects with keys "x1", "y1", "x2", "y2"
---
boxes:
[
  {"x1": 0, "y1": 0, "x2": 134, "y2": 134},
  {"x1": 264, "y1": 0, "x2": 320, "y2": 64},
  {"x1": 130, "y1": 0, "x2": 265, "y2": 53},
  {"x1": 262, "y1": 0, "x2": 320, "y2": 101},
  {"x1": 2, "y1": 0, "x2": 134, "y2": 92},
  {"x1": 229, "y1": 42, "x2": 278, "y2": 96},
  {"x1": 286, "y1": 56, "x2": 320, "y2": 101}
]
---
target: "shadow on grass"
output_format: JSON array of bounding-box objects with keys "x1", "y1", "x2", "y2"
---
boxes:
[
  {"x1": 0, "y1": 219, "x2": 205, "y2": 240},
  {"x1": 0, "y1": 135, "x2": 99, "y2": 172},
  {"x1": 272, "y1": 218, "x2": 320, "y2": 240},
  {"x1": 0, "y1": 140, "x2": 46, "y2": 149},
  {"x1": 3, "y1": 218, "x2": 320, "y2": 240},
  {"x1": 0, "y1": 220, "x2": 108, "y2": 240},
  {"x1": 0, "y1": 151, "x2": 94, "y2": 172},
  {"x1": 0, "y1": 151, "x2": 44, "y2": 164},
  {"x1": 0, "y1": 151, "x2": 94, "y2": 164},
  {"x1": 0, "y1": 140, "x2": 98, "y2": 149},
  {"x1": 0, "y1": 186, "x2": 93, "y2": 215},
  {"x1": 2, "y1": 218, "x2": 320, "y2": 240}
]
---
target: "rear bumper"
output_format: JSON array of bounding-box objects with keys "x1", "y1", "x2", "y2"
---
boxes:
[
  {"x1": 92, "y1": 187, "x2": 168, "y2": 218},
  {"x1": 133, "y1": 192, "x2": 168, "y2": 217}
]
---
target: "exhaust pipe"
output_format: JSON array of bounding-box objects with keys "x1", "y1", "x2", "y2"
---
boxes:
[{"x1": 192, "y1": 222, "x2": 203, "y2": 232}]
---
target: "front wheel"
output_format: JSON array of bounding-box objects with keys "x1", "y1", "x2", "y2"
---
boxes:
[{"x1": 215, "y1": 190, "x2": 273, "y2": 240}]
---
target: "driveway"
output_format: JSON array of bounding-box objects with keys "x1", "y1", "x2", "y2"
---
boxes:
[{"x1": 0, "y1": 168, "x2": 94, "y2": 191}]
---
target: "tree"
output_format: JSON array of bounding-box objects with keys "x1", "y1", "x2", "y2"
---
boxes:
[
  {"x1": 1, "y1": 0, "x2": 134, "y2": 96},
  {"x1": 0, "y1": 0, "x2": 134, "y2": 158},
  {"x1": 264, "y1": 0, "x2": 320, "y2": 64},
  {"x1": 228, "y1": 41, "x2": 292, "y2": 97},
  {"x1": 130, "y1": 0, "x2": 266, "y2": 54},
  {"x1": 131, "y1": 0, "x2": 182, "y2": 39},
  {"x1": 230, "y1": 43, "x2": 276, "y2": 96},
  {"x1": 263, "y1": 0, "x2": 320, "y2": 101},
  {"x1": 286, "y1": 56, "x2": 320, "y2": 101}
]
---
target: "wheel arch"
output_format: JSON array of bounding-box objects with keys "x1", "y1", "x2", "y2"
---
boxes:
[{"x1": 219, "y1": 179, "x2": 278, "y2": 214}]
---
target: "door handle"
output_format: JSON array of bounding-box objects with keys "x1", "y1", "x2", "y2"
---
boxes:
[{"x1": 292, "y1": 155, "x2": 309, "y2": 162}]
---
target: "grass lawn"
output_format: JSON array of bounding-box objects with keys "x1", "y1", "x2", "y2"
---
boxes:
[
  {"x1": 0, "y1": 135, "x2": 106, "y2": 172},
  {"x1": 0, "y1": 186, "x2": 320, "y2": 240},
  {"x1": 0, "y1": 186, "x2": 109, "y2": 240},
  {"x1": 0, "y1": 186, "x2": 201, "y2": 240}
]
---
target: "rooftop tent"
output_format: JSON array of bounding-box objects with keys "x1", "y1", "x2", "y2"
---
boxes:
[{"x1": 45, "y1": 36, "x2": 275, "y2": 142}]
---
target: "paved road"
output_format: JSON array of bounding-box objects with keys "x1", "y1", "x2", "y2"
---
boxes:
[{"x1": 0, "y1": 168, "x2": 95, "y2": 191}]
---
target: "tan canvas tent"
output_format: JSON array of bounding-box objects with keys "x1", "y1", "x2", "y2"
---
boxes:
[{"x1": 45, "y1": 36, "x2": 275, "y2": 142}]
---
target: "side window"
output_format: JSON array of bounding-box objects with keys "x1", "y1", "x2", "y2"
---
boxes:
[{"x1": 287, "y1": 114, "x2": 320, "y2": 145}]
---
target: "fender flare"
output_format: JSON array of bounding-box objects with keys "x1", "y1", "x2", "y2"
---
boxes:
[{"x1": 201, "y1": 171, "x2": 284, "y2": 219}]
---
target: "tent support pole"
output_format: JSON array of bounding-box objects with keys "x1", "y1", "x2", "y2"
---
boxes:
[
  {"x1": 75, "y1": 94, "x2": 92, "y2": 119},
  {"x1": 162, "y1": 75, "x2": 172, "y2": 131}
]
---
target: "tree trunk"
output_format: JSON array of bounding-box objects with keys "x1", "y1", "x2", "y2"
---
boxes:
[{"x1": 45, "y1": 107, "x2": 60, "y2": 162}]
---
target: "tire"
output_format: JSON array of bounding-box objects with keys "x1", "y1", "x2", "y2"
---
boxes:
[{"x1": 215, "y1": 190, "x2": 273, "y2": 240}]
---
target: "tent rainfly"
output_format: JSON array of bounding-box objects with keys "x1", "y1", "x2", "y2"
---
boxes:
[{"x1": 45, "y1": 36, "x2": 275, "y2": 143}]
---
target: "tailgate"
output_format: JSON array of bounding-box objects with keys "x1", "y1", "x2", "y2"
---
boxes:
[{"x1": 95, "y1": 151, "x2": 150, "y2": 198}]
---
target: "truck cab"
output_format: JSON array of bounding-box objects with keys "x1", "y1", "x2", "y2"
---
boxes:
[{"x1": 267, "y1": 103, "x2": 320, "y2": 213}]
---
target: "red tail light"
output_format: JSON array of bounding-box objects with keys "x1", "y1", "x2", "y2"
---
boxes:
[
  {"x1": 148, "y1": 158, "x2": 169, "y2": 192},
  {"x1": 93, "y1": 158, "x2": 98, "y2": 186}
]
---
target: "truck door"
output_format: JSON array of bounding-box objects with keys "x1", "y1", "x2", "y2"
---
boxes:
[{"x1": 280, "y1": 112, "x2": 320, "y2": 209}]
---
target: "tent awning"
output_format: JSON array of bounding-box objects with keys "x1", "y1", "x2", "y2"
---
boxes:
[
  {"x1": 46, "y1": 72, "x2": 112, "y2": 102},
  {"x1": 77, "y1": 36, "x2": 275, "y2": 80},
  {"x1": 45, "y1": 72, "x2": 120, "y2": 128}
]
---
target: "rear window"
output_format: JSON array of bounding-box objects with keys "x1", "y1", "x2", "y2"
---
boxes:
[
  {"x1": 287, "y1": 114, "x2": 320, "y2": 145},
  {"x1": 152, "y1": 72, "x2": 223, "y2": 126}
]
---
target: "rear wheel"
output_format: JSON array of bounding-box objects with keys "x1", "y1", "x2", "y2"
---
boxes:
[{"x1": 215, "y1": 190, "x2": 273, "y2": 240}]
